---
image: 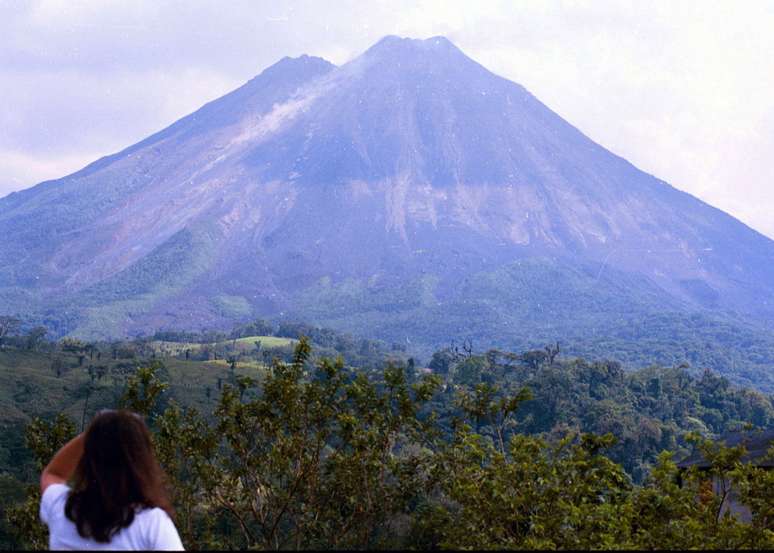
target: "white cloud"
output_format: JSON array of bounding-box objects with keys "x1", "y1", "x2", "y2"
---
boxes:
[
  {"x1": 0, "y1": 149, "x2": 100, "y2": 195},
  {"x1": 0, "y1": 66, "x2": 238, "y2": 155},
  {"x1": 1, "y1": 0, "x2": 773, "y2": 237}
]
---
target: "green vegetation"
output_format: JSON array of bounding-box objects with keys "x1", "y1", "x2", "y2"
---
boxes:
[
  {"x1": 3, "y1": 340, "x2": 774, "y2": 549},
  {"x1": 1, "y1": 323, "x2": 774, "y2": 549},
  {"x1": 294, "y1": 259, "x2": 774, "y2": 392},
  {"x1": 436, "y1": 345, "x2": 773, "y2": 481},
  {"x1": 7, "y1": 257, "x2": 774, "y2": 394},
  {"x1": 150, "y1": 335, "x2": 296, "y2": 356},
  {"x1": 233, "y1": 335, "x2": 296, "y2": 348}
]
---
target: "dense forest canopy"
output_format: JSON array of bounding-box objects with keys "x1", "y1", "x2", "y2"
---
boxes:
[{"x1": 1, "y1": 318, "x2": 773, "y2": 549}]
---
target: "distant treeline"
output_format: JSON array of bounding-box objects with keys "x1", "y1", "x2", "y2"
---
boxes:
[
  {"x1": 1, "y1": 314, "x2": 772, "y2": 482},
  {"x1": 0, "y1": 315, "x2": 404, "y2": 370},
  {"x1": 2, "y1": 339, "x2": 773, "y2": 549}
]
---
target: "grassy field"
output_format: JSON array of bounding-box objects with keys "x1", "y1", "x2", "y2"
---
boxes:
[
  {"x1": 150, "y1": 335, "x2": 296, "y2": 356},
  {"x1": 0, "y1": 349, "x2": 268, "y2": 426},
  {"x1": 233, "y1": 335, "x2": 296, "y2": 348}
]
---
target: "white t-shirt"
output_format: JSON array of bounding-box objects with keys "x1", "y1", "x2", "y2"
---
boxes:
[{"x1": 40, "y1": 484, "x2": 185, "y2": 551}]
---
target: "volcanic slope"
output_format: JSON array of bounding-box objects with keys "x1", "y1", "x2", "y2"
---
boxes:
[{"x1": 2, "y1": 36, "x2": 774, "y2": 387}]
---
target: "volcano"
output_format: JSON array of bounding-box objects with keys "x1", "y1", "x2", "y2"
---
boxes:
[{"x1": 2, "y1": 36, "x2": 773, "y2": 387}]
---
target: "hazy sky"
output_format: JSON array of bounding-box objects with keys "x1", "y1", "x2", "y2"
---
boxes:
[{"x1": 2, "y1": 0, "x2": 773, "y2": 238}]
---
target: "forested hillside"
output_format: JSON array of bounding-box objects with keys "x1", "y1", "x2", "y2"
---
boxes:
[{"x1": 1, "y1": 322, "x2": 773, "y2": 549}]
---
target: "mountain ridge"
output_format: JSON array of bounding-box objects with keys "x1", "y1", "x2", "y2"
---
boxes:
[{"x1": 1, "y1": 35, "x2": 773, "y2": 388}]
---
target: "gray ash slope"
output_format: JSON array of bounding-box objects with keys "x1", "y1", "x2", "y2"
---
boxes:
[{"x1": 2, "y1": 36, "x2": 774, "y2": 387}]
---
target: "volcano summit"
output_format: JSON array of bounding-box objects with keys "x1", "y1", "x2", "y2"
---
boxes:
[{"x1": 2, "y1": 36, "x2": 773, "y2": 387}]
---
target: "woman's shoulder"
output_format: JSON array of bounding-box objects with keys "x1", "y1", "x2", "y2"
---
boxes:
[
  {"x1": 135, "y1": 507, "x2": 184, "y2": 550},
  {"x1": 134, "y1": 507, "x2": 179, "y2": 537},
  {"x1": 42, "y1": 482, "x2": 70, "y2": 500},
  {"x1": 39, "y1": 483, "x2": 70, "y2": 524}
]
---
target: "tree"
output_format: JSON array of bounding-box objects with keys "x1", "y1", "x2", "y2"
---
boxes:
[
  {"x1": 0, "y1": 315, "x2": 21, "y2": 349},
  {"x1": 120, "y1": 361, "x2": 168, "y2": 417},
  {"x1": 406, "y1": 357, "x2": 416, "y2": 381},
  {"x1": 25, "y1": 326, "x2": 47, "y2": 351},
  {"x1": 59, "y1": 337, "x2": 86, "y2": 354},
  {"x1": 456, "y1": 382, "x2": 532, "y2": 454},
  {"x1": 428, "y1": 349, "x2": 454, "y2": 375},
  {"x1": 276, "y1": 321, "x2": 314, "y2": 339},
  {"x1": 419, "y1": 431, "x2": 633, "y2": 549},
  {"x1": 118, "y1": 338, "x2": 441, "y2": 549},
  {"x1": 50, "y1": 357, "x2": 65, "y2": 378},
  {"x1": 5, "y1": 414, "x2": 77, "y2": 549},
  {"x1": 232, "y1": 319, "x2": 274, "y2": 338},
  {"x1": 628, "y1": 438, "x2": 774, "y2": 550},
  {"x1": 545, "y1": 342, "x2": 560, "y2": 364},
  {"x1": 520, "y1": 348, "x2": 549, "y2": 371},
  {"x1": 452, "y1": 356, "x2": 487, "y2": 386}
]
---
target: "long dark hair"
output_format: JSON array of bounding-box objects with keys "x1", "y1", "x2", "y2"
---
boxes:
[{"x1": 65, "y1": 409, "x2": 173, "y2": 542}]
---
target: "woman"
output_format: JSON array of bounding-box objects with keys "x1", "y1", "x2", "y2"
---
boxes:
[{"x1": 39, "y1": 409, "x2": 184, "y2": 550}]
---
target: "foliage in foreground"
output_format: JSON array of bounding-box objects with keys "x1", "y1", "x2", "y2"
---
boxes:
[{"x1": 5, "y1": 339, "x2": 774, "y2": 550}]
